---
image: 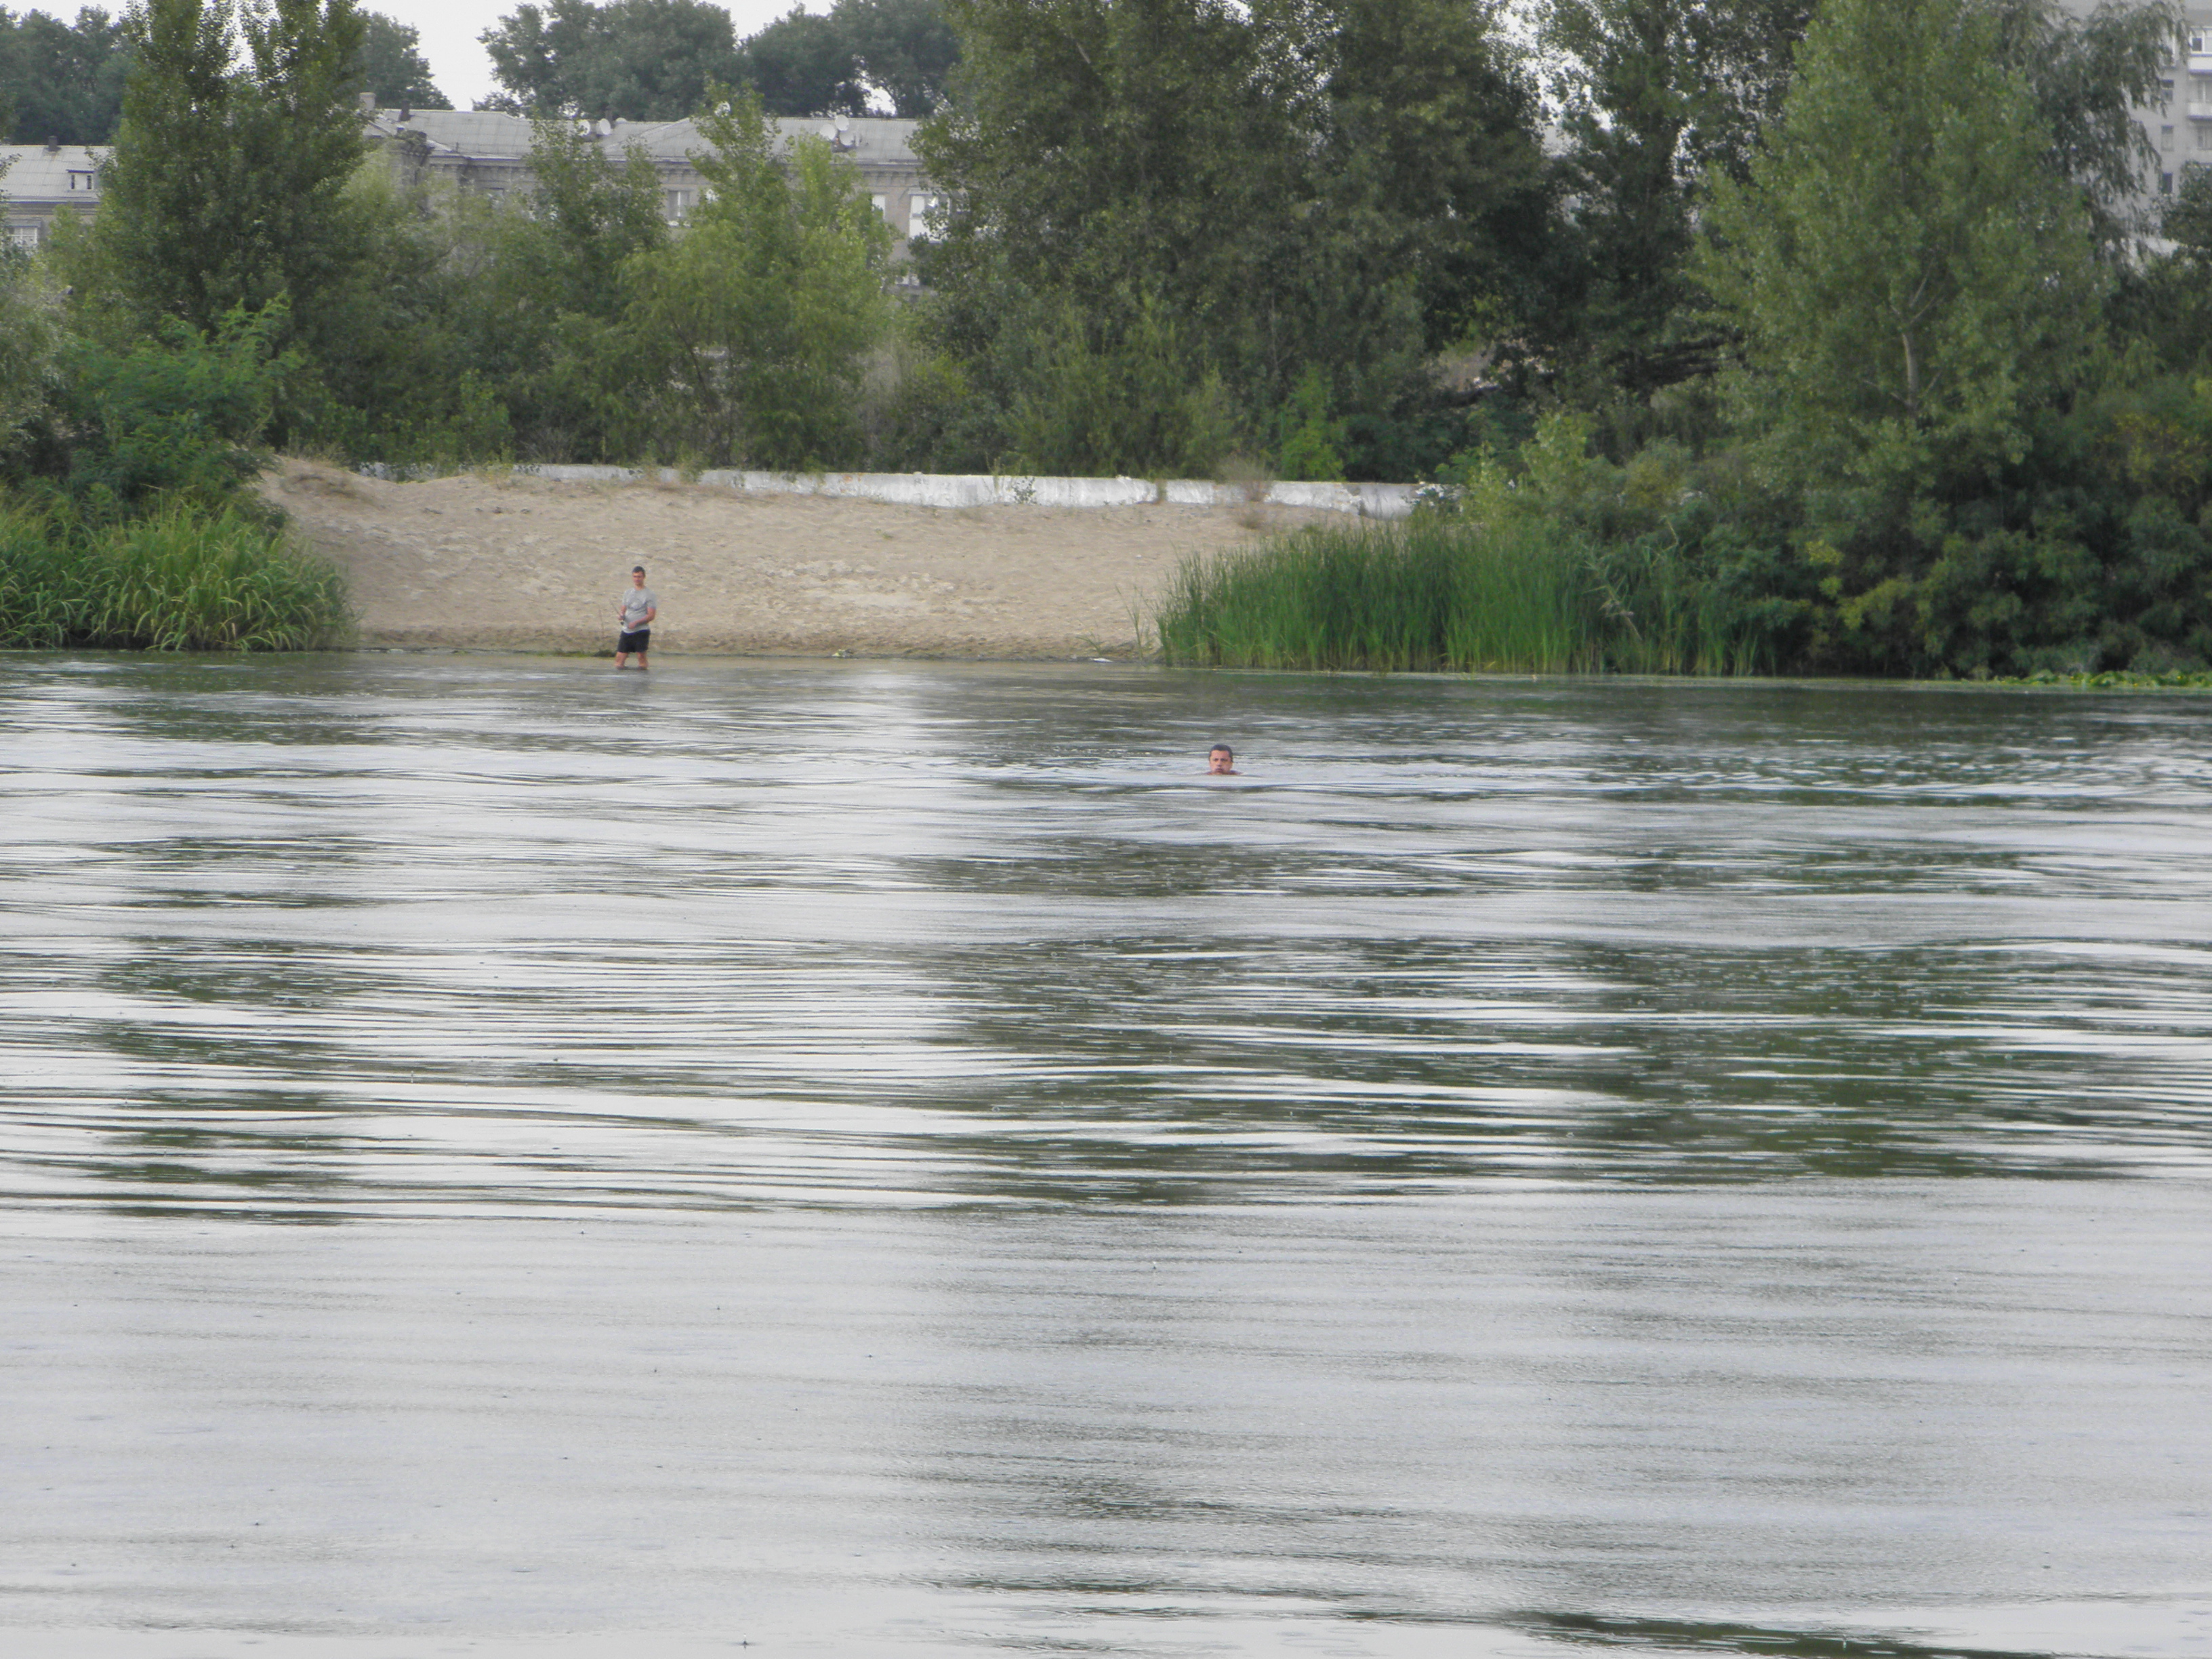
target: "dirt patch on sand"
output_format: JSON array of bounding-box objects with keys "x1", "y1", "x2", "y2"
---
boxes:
[{"x1": 267, "y1": 459, "x2": 1322, "y2": 658}]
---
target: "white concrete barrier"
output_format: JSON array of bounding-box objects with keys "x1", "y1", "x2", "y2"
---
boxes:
[{"x1": 358, "y1": 462, "x2": 1418, "y2": 519}]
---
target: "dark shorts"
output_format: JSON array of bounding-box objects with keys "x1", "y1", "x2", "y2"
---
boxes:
[{"x1": 618, "y1": 629, "x2": 651, "y2": 653}]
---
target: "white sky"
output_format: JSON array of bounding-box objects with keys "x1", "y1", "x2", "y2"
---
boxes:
[{"x1": 367, "y1": 1, "x2": 816, "y2": 110}]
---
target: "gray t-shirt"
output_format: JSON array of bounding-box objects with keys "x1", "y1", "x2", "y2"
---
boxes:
[{"x1": 619, "y1": 588, "x2": 657, "y2": 630}]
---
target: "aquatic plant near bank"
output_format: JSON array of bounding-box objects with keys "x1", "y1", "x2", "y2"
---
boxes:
[
  {"x1": 1155, "y1": 514, "x2": 1782, "y2": 676},
  {"x1": 0, "y1": 501, "x2": 352, "y2": 651}
]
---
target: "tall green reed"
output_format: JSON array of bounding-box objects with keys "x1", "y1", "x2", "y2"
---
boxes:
[
  {"x1": 0, "y1": 498, "x2": 352, "y2": 651},
  {"x1": 1156, "y1": 515, "x2": 1773, "y2": 675}
]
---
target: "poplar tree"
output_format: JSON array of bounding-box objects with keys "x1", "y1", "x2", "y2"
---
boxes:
[
  {"x1": 1698, "y1": 0, "x2": 2106, "y2": 491},
  {"x1": 918, "y1": 0, "x2": 1549, "y2": 474},
  {"x1": 618, "y1": 92, "x2": 893, "y2": 468},
  {"x1": 87, "y1": 0, "x2": 371, "y2": 345}
]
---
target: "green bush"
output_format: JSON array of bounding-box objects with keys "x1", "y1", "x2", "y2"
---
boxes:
[
  {"x1": 48, "y1": 308, "x2": 289, "y2": 518},
  {"x1": 0, "y1": 499, "x2": 351, "y2": 651}
]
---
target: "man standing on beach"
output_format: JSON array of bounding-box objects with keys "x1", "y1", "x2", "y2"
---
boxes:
[{"x1": 615, "y1": 566, "x2": 657, "y2": 670}]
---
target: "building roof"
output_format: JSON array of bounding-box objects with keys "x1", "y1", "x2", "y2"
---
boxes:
[
  {"x1": 367, "y1": 109, "x2": 922, "y2": 169},
  {"x1": 1, "y1": 143, "x2": 104, "y2": 205}
]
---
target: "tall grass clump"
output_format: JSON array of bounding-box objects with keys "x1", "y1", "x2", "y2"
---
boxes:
[
  {"x1": 1158, "y1": 516, "x2": 1594, "y2": 672},
  {"x1": 0, "y1": 302, "x2": 354, "y2": 652},
  {"x1": 1158, "y1": 411, "x2": 1799, "y2": 675},
  {"x1": 0, "y1": 499, "x2": 352, "y2": 651}
]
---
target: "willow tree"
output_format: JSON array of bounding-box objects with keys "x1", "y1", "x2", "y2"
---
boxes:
[{"x1": 1698, "y1": 0, "x2": 2106, "y2": 493}]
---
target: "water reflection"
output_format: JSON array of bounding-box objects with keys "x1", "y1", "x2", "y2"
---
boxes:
[{"x1": 1, "y1": 655, "x2": 2209, "y2": 1656}]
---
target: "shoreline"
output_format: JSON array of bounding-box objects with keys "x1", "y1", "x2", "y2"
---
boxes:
[{"x1": 268, "y1": 457, "x2": 1328, "y2": 661}]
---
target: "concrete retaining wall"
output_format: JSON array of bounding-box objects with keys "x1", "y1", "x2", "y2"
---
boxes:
[{"x1": 359, "y1": 462, "x2": 1418, "y2": 520}]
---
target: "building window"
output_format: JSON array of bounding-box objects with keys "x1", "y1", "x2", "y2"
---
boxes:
[
  {"x1": 2163, "y1": 171, "x2": 2176, "y2": 195},
  {"x1": 663, "y1": 188, "x2": 693, "y2": 218},
  {"x1": 870, "y1": 193, "x2": 887, "y2": 218},
  {"x1": 2194, "y1": 30, "x2": 2206, "y2": 54},
  {"x1": 65, "y1": 169, "x2": 96, "y2": 191},
  {"x1": 6, "y1": 224, "x2": 37, "y2": 248},
  {"x1": 907, "y1": 192, "x2": 941, "y2": 234},
  {"x1": 2163, "y1": 124, "x2": 2177, "y2": 148},
  {"x1": 2197, "y1": 124, "x2": 2212, "y2": 150}
]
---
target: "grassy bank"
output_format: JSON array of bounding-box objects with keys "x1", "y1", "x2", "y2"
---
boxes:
[
  {"x1": 1155, "y1": 517, "x2": 1776, "y2": 674},
  {"x1": 0, "y1": 500, "x2": 352, "y2": 651}
]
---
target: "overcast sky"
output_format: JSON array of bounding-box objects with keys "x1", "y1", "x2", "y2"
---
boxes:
[{"x1": 371, "y1": 1, "x2": 813, "y2": 110}]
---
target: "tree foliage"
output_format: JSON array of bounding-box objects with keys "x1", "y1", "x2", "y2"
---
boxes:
[
  {"x1": 1986, "y1": 0, "x2": 2182, "y2": 256},
  {"x1": 918, "y1": 0, "x2": 1549, "y2": 476},
  {"x1": 481, "y1": 0, "x2": 959, "y2": 119},
  {"x1": 0, "y1": 5, "x2": 131, "y2": 143},
  {"x1": 451, "y1": 119, "x2": 668, "y2": 460},
  {"x1": 621, "y1": 91, "x2": 893, "y2": 467},
  {"x1": 1535, "y1": 0, "x2": 1815, "y2": 400},
  {"x1": 1699, "y1": 0, "x2": 2107, "y2": 491},
  {"x1": 352, "y1": 9, "x2": 447, "y2": 108},
  {"x1": 736, "y1": 0, "x2": 957, "y2": 117},
  {"x1": 482, "y1": 0, "x2": 738, "y2": 120},
  {"x1": 84, "y1": 0, "x2": 373, "y2": 343}
]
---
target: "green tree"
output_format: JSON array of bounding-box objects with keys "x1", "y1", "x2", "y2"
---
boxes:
[
  {"x1": 1536, "y1": 0, "x2": 2171, "y2": 417},
  {"x1": 731, "y1": 5, "x2": 861, "y2": 115},
  {"x1": 734, "y1": 0, "x2": 958, "y2": 117},
  {"x1": 619, "y1": 90, "x2": 892, "y2": 467},
  {"x1": 480, "y1": 0, "x2": 740, "y2": 118},
  {"x1": 833, "y1": 0, "x2": 955, "y2": 115},
  {"x1": 486, "y1": 0, "x2": 959, "y2": 120},
  {"x1": 2118, "y1": 167, "x2": 2212, "y2": 371},
  {"x1": 919, "y1": 0, "x2": 1549, "y2": 476},
  {"x1": 0, "y1": 6, "x2": 131, "y2": 143},
  {"x1": 62, "y1": 0, "x2": 485, "y2": 458},
  {"x1": 1536, "y1": 0, "x2": 1814, "y2": 401},
  {"x1": 85, "y1": 0, "x2": 371, "y2": 340},
  {"x1": 0, "y1": 165, "x2": 62, "y2": 454},
  {"x1": 1698, "y1": 0, "x2": 2107, "y2": 491},
  {"x1": 453, "y1": 118, "x2": 667, "y2": 459},
  {"x1": 1988, "y1": 0, "x2": 2181, "y2": 257},
  {"x1": 352, "y1": 9, "x2": 447, "y2": 108}
]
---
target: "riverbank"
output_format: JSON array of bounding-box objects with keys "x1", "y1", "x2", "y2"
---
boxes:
[{"x1": 267, "y1": 459, "x2": 1322, "y2": 658}]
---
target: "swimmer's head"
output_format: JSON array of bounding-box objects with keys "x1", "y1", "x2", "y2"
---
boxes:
[{"x1": 1207, "y1": 744, "x2": 1236, "y2": 775}]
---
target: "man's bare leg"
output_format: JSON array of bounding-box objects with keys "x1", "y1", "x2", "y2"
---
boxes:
[{"x1": 636, "y1": 652, "x2": 648, "y2": 671}]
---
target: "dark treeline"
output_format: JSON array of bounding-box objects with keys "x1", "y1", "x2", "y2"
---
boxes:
[
  {"x1": 483, "y1": 0, "x2": 958, "y2": 121},
  {"x1": 0, "y1": 0, "x2": 960, "y2": 142},
  {"x1": 0, "y1": 5, "x2": 445, "y2": 140},
  {"x1": 5, "y1": 0, "x2": 2212, "y2": 675}
]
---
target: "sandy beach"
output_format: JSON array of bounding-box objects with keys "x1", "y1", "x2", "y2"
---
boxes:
[{"x1": 268, "y1": 459, "x2": 1319, "y2": 657}]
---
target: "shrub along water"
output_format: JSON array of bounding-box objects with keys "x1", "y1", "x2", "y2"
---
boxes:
[{"x1": 0, "y1": 499, "x2": 352, "y2": 651}]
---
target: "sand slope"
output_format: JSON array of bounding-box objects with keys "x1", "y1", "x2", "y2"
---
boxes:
[{"x1": 268, "y1": 459, "x2": 1317, "y2": 657}]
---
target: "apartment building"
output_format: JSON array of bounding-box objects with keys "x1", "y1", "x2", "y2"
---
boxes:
[
  {"x1": 3, "y1": 105, "x2": 939, "y2": 255},
  {"x1": 366, "y1": 106, "x2": 938, "y2": 253},
  {"x1": 1, "y1": 140, "x2": 107, "y2": 249},
  {"x1": 2135, "y1": 3, "x2": 2212, "y2": 197}
]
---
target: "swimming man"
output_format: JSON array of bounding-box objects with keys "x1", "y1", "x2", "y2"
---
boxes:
[{"x1": 1206, "y1": 744, "x2": 1237, "y2": 775}]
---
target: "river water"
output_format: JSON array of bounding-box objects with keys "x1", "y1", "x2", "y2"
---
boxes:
[{"x1": 2, "y1": 654, "x2": 2209, "y2": 1659}]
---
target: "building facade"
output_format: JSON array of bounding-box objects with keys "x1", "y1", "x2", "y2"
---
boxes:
[
  {"x1": 367, "y1": 108, "x2": 934, "y2": 249},
  {"x1": 3, "y1": 106, "x2": 937, "y2": 255},
  {"x1": 1, "y1": 142, "x2": 107, "y2": 248},
  {"x1": 2134, "y1": 3, "x2": 2212, "y2": 198}
]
